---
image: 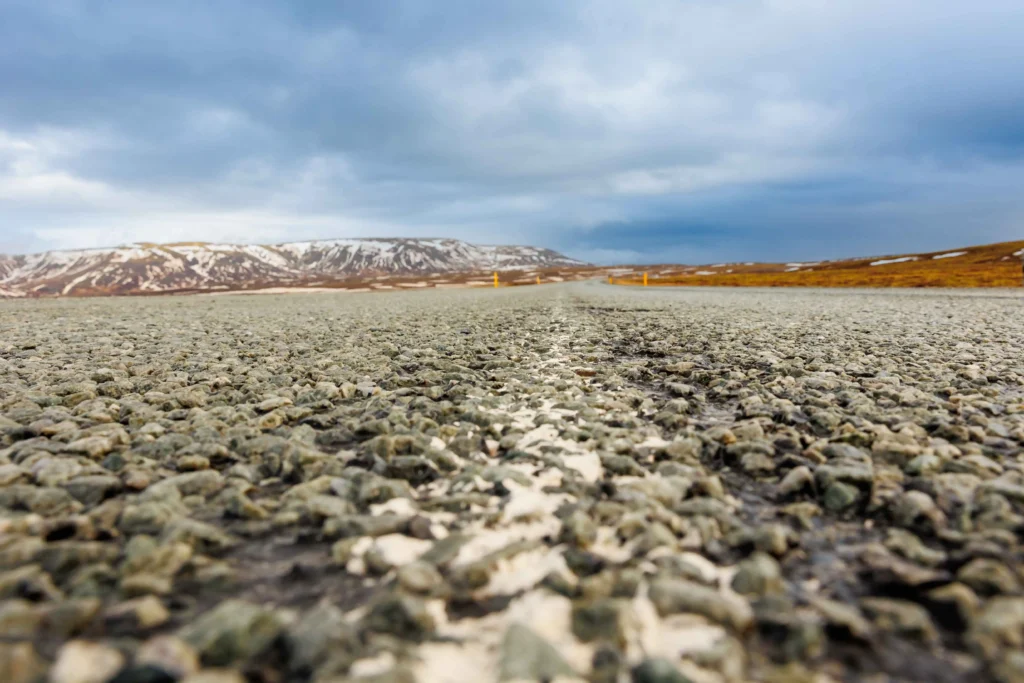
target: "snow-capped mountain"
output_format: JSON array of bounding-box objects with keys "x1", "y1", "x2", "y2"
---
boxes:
[{"x1": 0, "y1": 238, "x2": 586, "y2": 297}]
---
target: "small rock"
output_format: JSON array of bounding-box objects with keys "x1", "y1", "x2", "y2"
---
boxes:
[
  {"x1": 752, "y1": 524, "x2": 797, "y2": 557},
  {"x1": 926, "y1": 583, "x2": 980, "y2": 632},
  {"x1": 808, "y1": 596, "x2": 872, "y2": 641},
  {"x1": 0, "y1": 564, "x2": 63, "y2": 602},
  {"x1": 176, "y1": 455, "x2": 210, "y2": 472},
  {"x1": 884, "y1": 528, "x2": 946, "y2": 567},
  {"x1": 859, "y1": 597, "x2": 939, "y2": 645},
  {"x1": 731, "y1": 552, "x2": 784, "y2": 597},
  {"x1": 821, "y1": 482, "x2": 860, "y2": 512},
  {"x1": 222, "y1": 489, "x2": 268, "y2": 520},
  {"x1": 560, "y1": 511, "x2": 598, "y2": 548},
  {"x1": 752, "y1": 596, "x2": 825, "y2": 662},
  {"x1": 180, "y1": 672, "x2": 246, "y2": 683},
  {"x1": 992, "y1": 651, "x2": 1024, "y2": 683},
  {"x1": 859, "y1": 544, "x2": 947, "y2": 590},
  {"x1": 631, "y1": 658, "x2": 693, "y2": 683},
  {"x1": 890, "y1": 490, "x2": 946, "y2": 533},
  {"x1": 41, "y1": 597, "x2": 102, "y2": 639},
  {"x1": 777, "y1": 466, "x2": 814, "y2": 499},
  {"x1": 135, "y1": 635, "x2": 200, "y2": 680},
  {"x1": 0, "y1": 642, "x2": 46, "y2": 683},
  {"x1": 591, "y1": 645, "x2": 622, "y2": 683},
  {"x1": 66, "y1": 436, "x2": 116, "y2": 459},
  {"x1": 649, "y1": 578, "x2": 753, "y2": 631},
  {"x1": 905, "y1": 454, "x2": 943, "y2": 476},
  {"x1": 958, "y1": 558, "x2": 1021, "y2": 596},
  {"x1": 161, "y1": 518, "x2": 236, "y2": 553},
  {"x1": 740, "y1": 451, "x2": 776, "y2": 476},
  {"x1": 177, "y1": 600, "x2": 289, "y2": 666},
  {"x1": 256, "y1": 397, "x2": 293, "y2": 413},
  {"x1": 396, "y1": 561, "x2": 444, "y2": 595},
  {"x1": 283, "y1": 603, "x2": 357, "y2": 677},
  {"x1": 50, "y1": 640, "x2": 125, "y2": 683},
  {"x1": 968, "y1": 597, "x2": 1024, "y2": 660},
  {"x1": 64, "y1": 475, "x2": 123, "y2": 506},
  {"x1": 107, "y1": 665, "x2": 178, "y2": 683},
  {"x1": 872, "y1": 438, "x2": 922, "y2": 467},
  {"x1": 499, "y1": 623, "x2": 576, "y2": 681},
  {"x1": 104, "y1": 596, "x2": 170, "y2": 630},
  {"x1": 0, "y1": 600, "x2": 41, "y2": 639},
  {"x1": 572, "y1": 598, "x2": 627, "y2": 644},
  {"x1": 364, "y1": 593, "x2": 435, "y2": 641}
]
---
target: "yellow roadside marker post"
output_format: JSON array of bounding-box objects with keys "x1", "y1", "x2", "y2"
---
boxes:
[
  {"x1": 494, "y1": 272, "x2": 499, "y2": 288},
  {"x1": 608, "y1": 274, "x2": 613, "y2": 285},
  {"x1": 643, "y1": 272, "x2": 648, "y2": 287},
  {"x1": 536, "y1": 275, "x2": 541, "y2": 285}
]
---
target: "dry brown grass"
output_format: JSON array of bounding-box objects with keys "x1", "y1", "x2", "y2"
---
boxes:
[{"x1": 609, "y1": 240, "x2": 1024, "y2": 289}]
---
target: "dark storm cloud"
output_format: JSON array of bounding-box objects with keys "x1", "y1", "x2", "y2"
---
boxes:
[{"x1": 1, "y1": 0, "x2": 1022, "y2": 260}]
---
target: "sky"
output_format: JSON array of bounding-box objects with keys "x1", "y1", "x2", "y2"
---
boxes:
[{"x1": 1, "y1": 0, "x2": 1023, "y2": 264}]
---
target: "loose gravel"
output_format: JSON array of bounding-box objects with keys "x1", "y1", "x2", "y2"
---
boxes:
[{"x1": 2, "y1": 283, "x2": 1024, "y2": 683}]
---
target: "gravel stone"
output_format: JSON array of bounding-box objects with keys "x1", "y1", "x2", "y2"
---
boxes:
[
  {"x1": 499, "y1": 622, "x2": 576, "y2": 681},
  {"x1": 135, "y1": 636, "x2": 200, "y2": 680},
  {"x1": 50, "y1": 640, "x2": 125, "y2": 683},
  {"x1": 177, "y1": 600, "x2": 289, "y2": 666},
  {"x1": 632, "y1": 658, "x2": 694, "y2": 683},
  {"x1": 2, "y1": 283, "x2": 1023, "y2": 682},
  {"x1": 649, "y1": 578, "x2": 753, "y2": 631},
  {"x1": 0, "y1": 642, "x2": 46, "y2": 683},
  {"x1": 859, "y1": 597, "x2": 940, "y2": 645},
  {"x1": 731, "y1": 552, "x2": 784, "y2": 597}
]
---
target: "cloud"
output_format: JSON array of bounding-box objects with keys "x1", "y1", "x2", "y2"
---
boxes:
[
  {"x1": 1, "y1": 0, "x2": 1023, "y2": 260},
  {"x1": 31, "y1": 211, "x2": 411, "y2": 253},
  {"x1": 0, "y1": 128, "x2": 128, "y2": 207}
]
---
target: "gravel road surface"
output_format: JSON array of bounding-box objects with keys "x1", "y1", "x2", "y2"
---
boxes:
[{"x1": 2, "y1": 283, "x2": 1024, "y2": 683}]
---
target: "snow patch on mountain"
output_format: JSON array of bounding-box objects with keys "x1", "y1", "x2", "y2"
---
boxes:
[{"x1": 870, "y1": 256, "x2": 917, "y2": 266}]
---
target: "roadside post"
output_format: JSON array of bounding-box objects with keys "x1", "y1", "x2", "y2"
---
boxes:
[
  {"x1": 643, "y1": 272, "x2": 648, "y2": 287},
  {"x1": 494, "y1": 272, "x2": 499, "y2": 288}
]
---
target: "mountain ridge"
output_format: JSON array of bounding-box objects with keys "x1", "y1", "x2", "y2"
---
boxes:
[{"x1": 0, "y1": 237, "x2": 586, "y2": 297}]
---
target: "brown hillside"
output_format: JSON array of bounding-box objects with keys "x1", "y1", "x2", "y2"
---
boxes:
[{"x1": 610, "y1": 240, "x2": 1024, "y2": 288}]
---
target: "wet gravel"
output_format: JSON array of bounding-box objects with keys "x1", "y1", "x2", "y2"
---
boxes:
[{"x1": 2, "y1": 282, "x2": 1024, "y2": 683}]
